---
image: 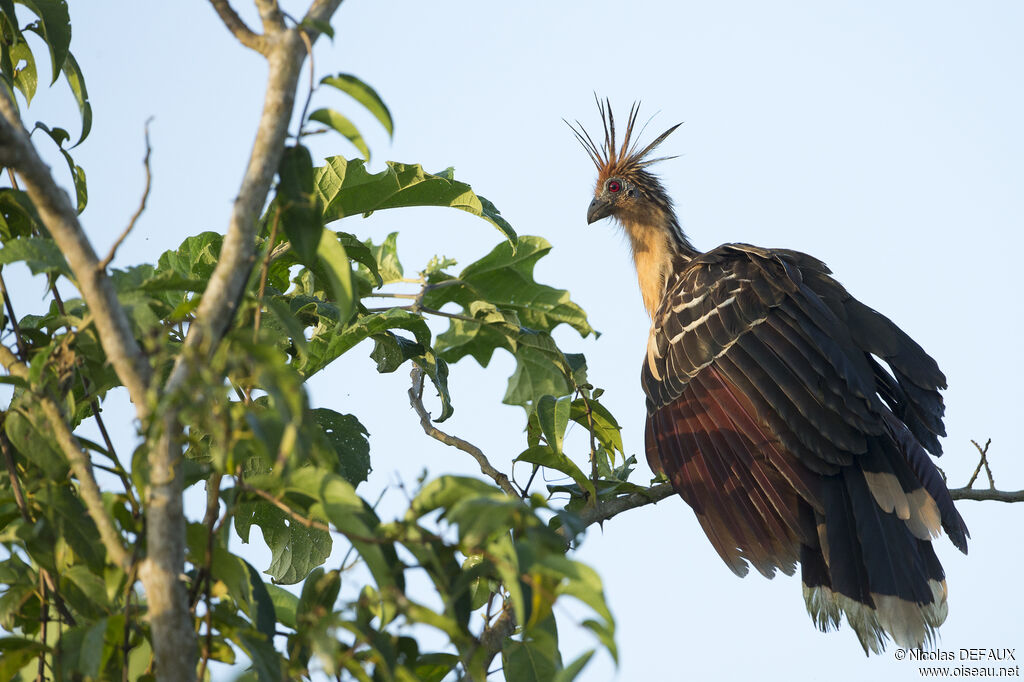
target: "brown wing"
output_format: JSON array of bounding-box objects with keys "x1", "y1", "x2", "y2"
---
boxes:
[{"x1": 642, "y1": 243, "x2": 968, "y2": 652}]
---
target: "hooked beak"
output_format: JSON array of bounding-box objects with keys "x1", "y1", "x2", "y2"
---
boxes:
[{"x1": 586, "y1": 196, "x2": 614, "y2": 224}]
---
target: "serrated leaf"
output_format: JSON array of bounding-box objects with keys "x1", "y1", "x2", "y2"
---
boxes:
[
  {"x1": 502, "y1": 332, "x2": 574, "y2": 407},
  {"x1": 299, "y1": 307, "x2": 430, "y2": 377},
  {"x1": 234, "y1": 501, "x2": 332, "y2": 585},
  {"x1": 310, "y1": 107, "x2": 369, "y2": 160},
  {"x1": 315, "y1": 157, "x2": 515, "y2": 243},
  {"x1": 157, "y1": 231, "x2": 223, "y2": 280},
  {"x1": 320, "y1": 73, "x2": 393, "y2": 137},
  {"x1": 425, "y1": 236, "x2": 592, "y2": 340},
  {"x1": 310, "y1": 408, "x2": 371, "y2": 486}
]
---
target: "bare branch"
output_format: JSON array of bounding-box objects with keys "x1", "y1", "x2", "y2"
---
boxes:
[
  {"x1": 0, "y1": 91, "x2": 153, "y2": 419},
  {"x1": 950, "y1": 487, "x2": 1024, "y2": 503},
  {"x1": 100, "y1": 119, "x2": 153, "y2": 272},
  {"x1": 408, "y1": 366, "x2": 519, "y2": 497},
  {"x1": 208, "y1": 0, "x2": 266, "y2": 53},
  {"x1": 0, "y1": 346, "x2": 133, "y2": 572},
  {"x1": 237, "y1": 481, "x2": 332, "y2": 533}
]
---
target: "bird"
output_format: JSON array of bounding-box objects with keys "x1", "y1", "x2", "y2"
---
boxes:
[{"x1": 569, "y1": 100, "x2": 969, "y2": 654}]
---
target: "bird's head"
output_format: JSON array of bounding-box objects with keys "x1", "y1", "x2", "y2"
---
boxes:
[{"x1": 568, "y1": 99, "x2": 682, "y2": 227}]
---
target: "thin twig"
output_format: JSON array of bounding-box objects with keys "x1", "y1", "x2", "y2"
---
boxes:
[
  {"x1": 208, "y1": 0, "x2": 266, "y2": 53},
  {"x1": 251, "y1": 209, "x2": 282, "y2": 344},
  {"x1": 37, "y1": 572, "x2": 47, "y2": 682},
  {"x1": 407, "y1": 366, "x2": 518, "y2": 497},
  {"x1": 1, "y1": 428, "x2": 31, "y2": 522},
  {"x1": 571, "y1": 482, "x2": 675, "y2": 534},
  {"x1": 365, "y1": 305, "x2": 481, "y2": 325},
  {"x1": 0, "y1": 270, "x2": 28, "y2": 360},
  {"x1": 194, "y1": 473, "x2": 222, "y2": 682},
  {"x1": 99, "y1": 119, "x2": 153, "y2": 272},
  {"x1": 237, "y1": 481, "x2": 332, "y2": 533},
  {"x1": 0, "y1": 85, "x2": 153, "y2": 419},
  {"x1": 949, "y1": 487, "x2": 1024, "y2": 503}
]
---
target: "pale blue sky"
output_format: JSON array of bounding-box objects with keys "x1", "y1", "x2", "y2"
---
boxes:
[{"x1": 13, "y1": 1, "x2": 1023, "y2": 680}]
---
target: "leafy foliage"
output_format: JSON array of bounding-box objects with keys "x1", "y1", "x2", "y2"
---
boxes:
[{"x1": 0, "y1": 5, "x2": 654, "y2": 681}]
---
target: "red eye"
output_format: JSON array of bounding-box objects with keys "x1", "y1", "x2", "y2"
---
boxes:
[{"x1": 608, "y1": 180, "x2": 621, "y2": 193}]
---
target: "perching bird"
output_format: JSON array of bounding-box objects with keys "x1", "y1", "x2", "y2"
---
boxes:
[{"x1": 570, "y1": 100, "x2": 968, "y2": 653}]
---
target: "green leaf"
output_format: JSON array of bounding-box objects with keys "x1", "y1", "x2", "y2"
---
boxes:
[
  {"x1": 337, "y1": 230, "x2": 383, "y2": 288},
  {"x1": 536, "y1": 394, "x2": 571, "y2": 453},
  {"x1": 425, "y1": 236, "x2": 593, "y2": 341},
  {"x1": 10, "y1": 38, "x2": 36, "y2": 105},
  {"x1": 570, "y1": 397, "x2": 624, "y2": 458},
  {"x1": 0, "y1": 236, "x2": 72, "y2": 278},
  {"x1": 309, "y1": 408, "x2": 371, "y2": 486},
  {"x1": 265, "y1": 583, "x2": 299, "y2": 630},
  {"x1": 0, "y1": 637, "x2": 47, "y2": 680},
  {"x1": 0, "y1": 188, "x2": 42, "y2": 240},
  {"x1": 286, "y1": 467, "x2": 404, "y2": 593},
  {"x1": 5, "y1": 409, "x2": 67, "y2": 479},
  {"x1": 315, "y1": 157, "x2": 515, "y2": 243},
  {"x1": 502, "y1": 332, "x2": 575, "y2": 407},
  {"x1": 19, "y1": 0, "x2": 71, "y2": 83},
  {"x1": 502, "y1": 615, "x2": 562, "y2": 681},
  {"x1": 363, "y1": 231, "x2": 403, "y2": 284},
  {"x1": 278, "y1": 145, "x2": 323, "y2": 264},
  {"x1": 61, "y1": 51, "x2": 91, "y2": 146},
  {"x1": 299, "y1": 307, "x2": 430, "y2": 377},
  {"x1": 369, "y1": 331, "x2": 423, "y2": 373},
  {"x1": 414, "y1": 349, "x2": 453, "y2": 422},
  {"x1": 516, "y1": 445, "x2": 594, "y2": 501},
  {"x1": 320, "y1": 73, "x2": 394, "y2": 137},
  {"x1": 34, "y1": 122, "x2": 88, "y2": 212},
  {"x1": 316, "y1": 227, "x2": 354, "y2": 320},
  {"x1": 157, "y1": 231, "x2": 223, "y2": 281},
  {"x1": 552, "y1": 650, "x2": 596, "y2": 682},
  {"x1": 234, "y1": 501, "x2": 332, "y2": 585},
  {"x1": 310, "y1": 108, "x2": 370, "y2": 160}
]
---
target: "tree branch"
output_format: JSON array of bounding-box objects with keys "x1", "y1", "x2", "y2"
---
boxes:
[
  {"x1": 408, "y1": 366, "x2": 518, "y2": 497},
  {"x1": 0, "y1": 92, "x2": 153, "y2": 420},
  {"x1": 0, "y1": 346, "x2": 133, "y2": 572},
  {"x1": 575, "y1": 482, "x2": 675, "y2": 531},
  {"x1": 208, "y1": 0, "x2": 266, "y2": 53},
  {"x1": 949, "y1": 487, "x2": 1024, "y2": 503},
  {"x1": 140, "y1": 12, "x2": 340, "y2": 678}
]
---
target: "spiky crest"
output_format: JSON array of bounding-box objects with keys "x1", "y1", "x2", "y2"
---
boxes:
[{"x1": 566, "y1": 97, "x2": 682, "y2": 185}]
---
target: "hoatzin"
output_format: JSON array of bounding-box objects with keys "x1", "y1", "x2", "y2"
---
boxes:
[{"x1": 570, "y1": 101, "x2": 968, "y2": 653}]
